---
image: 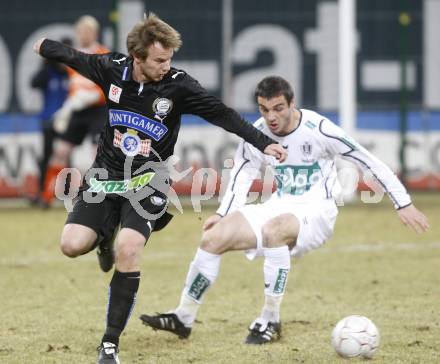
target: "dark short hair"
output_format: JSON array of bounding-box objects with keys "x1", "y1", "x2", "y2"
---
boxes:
[{"x1": 254, "y1": 76, "x2": 294, "y2": 104}]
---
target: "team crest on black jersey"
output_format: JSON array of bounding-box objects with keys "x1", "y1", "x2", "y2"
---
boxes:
[{"x1": 152, "y1": 98, "x2": 173, "y2": 121}]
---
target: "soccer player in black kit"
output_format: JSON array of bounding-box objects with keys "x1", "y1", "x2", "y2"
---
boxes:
[{"x1": 33, "y1": 13, "x2": 287, "y2": 364}]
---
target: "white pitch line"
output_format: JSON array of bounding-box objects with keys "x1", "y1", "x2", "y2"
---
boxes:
[
  {"x1": 318, "y1": 241, "x2": 440, "y2": 253},
  {"x1": 0, "y1": 250, "x2": 184, "y2": 267},
  {"x1": 1, "y1": 242, "x2": 439, "y2": 267}
]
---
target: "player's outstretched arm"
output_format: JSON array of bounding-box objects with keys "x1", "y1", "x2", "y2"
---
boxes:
[
  {"x1": 264, "y1": 143, "x2": 287, "y2": 162},
  {"x1": 32, "y1": 38, "x2": 106, "y2": 87},
  {"x1": 397, "y1": 204, "x2": 429, "y2": 234}
]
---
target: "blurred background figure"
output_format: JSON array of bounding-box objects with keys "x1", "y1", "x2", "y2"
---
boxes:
[
  {"x1": 30, "y1": 37, "x2": 71, "y2": 207},
  {"x1": 40, "y1": 15, "x2": 109, "y2": 207}
]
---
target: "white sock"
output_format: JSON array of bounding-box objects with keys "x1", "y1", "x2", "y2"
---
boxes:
[
  {"x1": 174, "y1": 293, "x2": 199, "y2": 327},
  {"x1": 261, "y1": 245, "x2": 291, "y2": 323},
  {"x1": 175, "y1": 248, "x2": 221, "y2": 326},
  {"x1": 261, "y1": 295, "x2": 283, "y2": 323}
]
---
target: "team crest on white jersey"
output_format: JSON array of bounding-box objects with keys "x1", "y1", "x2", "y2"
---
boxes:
[
  {"x1": 109, "y1": 84, "x2": 122, "y2": 103},
  {"x1": 300, "y1": 141, "x2": 314, "y2": 163},
  {"x1": 152, "y1": 97, "x2": 173, "y2": 121},
  {"x1": 301, "y1": 142, "x2": 312, "y2": 155}
]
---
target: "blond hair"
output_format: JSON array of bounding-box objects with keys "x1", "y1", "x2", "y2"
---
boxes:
[
  {"x1": 127, "y1": 13, "x2": 182, "y2": 59},
  {"x1": 75, "y1": 15, "x2": 100, "y2": 33}
]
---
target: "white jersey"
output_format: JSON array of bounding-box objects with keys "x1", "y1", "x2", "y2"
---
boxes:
[{"x1": 217, "y1": 108, "x2": 411, "y2": 216}]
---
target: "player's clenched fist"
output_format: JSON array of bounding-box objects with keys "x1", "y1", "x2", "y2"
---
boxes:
[
  {"x1": 264, "y1": 143, "x2": 287, "y2": 162},
  {"x1": 33, "y1": 38, "x2": 46, "y2": 54}
]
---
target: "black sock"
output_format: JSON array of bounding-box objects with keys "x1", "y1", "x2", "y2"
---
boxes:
[{"x1": 102, "y1": 270, "x2": 140, "y2": 346}]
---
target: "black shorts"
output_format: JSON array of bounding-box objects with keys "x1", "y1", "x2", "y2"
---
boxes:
[
  {"x1": 60, "y1": 104, "x2": 107, "y2": 145},
  {"x1": 65, "y1": 189, "x2": 173, "y2": 242}
]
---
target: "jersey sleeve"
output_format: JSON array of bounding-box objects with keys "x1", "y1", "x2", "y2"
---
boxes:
[
  {"x1": 40, "y1": 39, "x2": 110, "y2": 88},
  {"x1": 319, "y1": 118, "x2": 412, "y2": 209},
  {"x1": 180, "y1": 75, "x2": 276, "y2": 153},
  {"x1": 217, "y1": 140, "x2": 265, "y2": 216}
]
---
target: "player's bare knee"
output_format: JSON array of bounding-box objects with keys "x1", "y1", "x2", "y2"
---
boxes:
[
  {"x1": 116, "y1": 239, "x2": 143, "y2": 263},
  {"x1": 262, "y1": 215, "x2": 299, "y2": 248},
  {"x1": 60, "y1": 242, "x2": 77, "y2": 257},
  {"x1": 262, "y1": 224, "x2": 285, "y2": 248},
  {"x1": 60, "y1": 224, "x2": 96, "y2": 257},
  {"x1": 60, "y1": 235, "x2": 83, "y2": 257},
  {"x1": 200, "y1": 228, "x2": 225, "y2": 254}
]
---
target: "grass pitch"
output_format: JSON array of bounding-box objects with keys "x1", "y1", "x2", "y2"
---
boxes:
[{"x1": 0, "y1": 193, "x2": 439, "y2": 363}]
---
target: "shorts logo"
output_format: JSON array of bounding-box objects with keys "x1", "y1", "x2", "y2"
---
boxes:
[
  {"x1": 152, "y1": 98, "x2": 173, "y2": 121},
  {"x1": 109, "y1": 109, "x2": 168, "y2": 141},
  {"x1": 188, "y1": 273, "x2": 210, "y2": 301},
  {"x1": 86, "y1": 172, "x2": 155, "y2": 194},
  {"x1": 150, "y1": 196, "x2": 166, "y2": 206},
  {"x1": 273, "y1": 268, "x2": 289, "y2": 294},
  {"x1": 109, "y1": 84, "x2": 122, "y2": 103}
]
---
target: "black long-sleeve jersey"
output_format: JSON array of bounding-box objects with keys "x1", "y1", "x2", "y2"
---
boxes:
[{"x1": 40, "y1": 39, "x2": 277, "y2": 180}]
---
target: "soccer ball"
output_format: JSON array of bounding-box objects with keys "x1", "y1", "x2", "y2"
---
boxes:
[{"x1": 331, "y1": 315, "x2": 380, "y2": 358}]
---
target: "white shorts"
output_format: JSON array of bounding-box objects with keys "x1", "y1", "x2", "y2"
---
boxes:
[{"x1": 238, "y1": 196, "x2": 338, "y2": 260}]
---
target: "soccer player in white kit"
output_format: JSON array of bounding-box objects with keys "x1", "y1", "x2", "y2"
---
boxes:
[{"x1": 140, "y1": 76, "x2": 429, "y2": 344}]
